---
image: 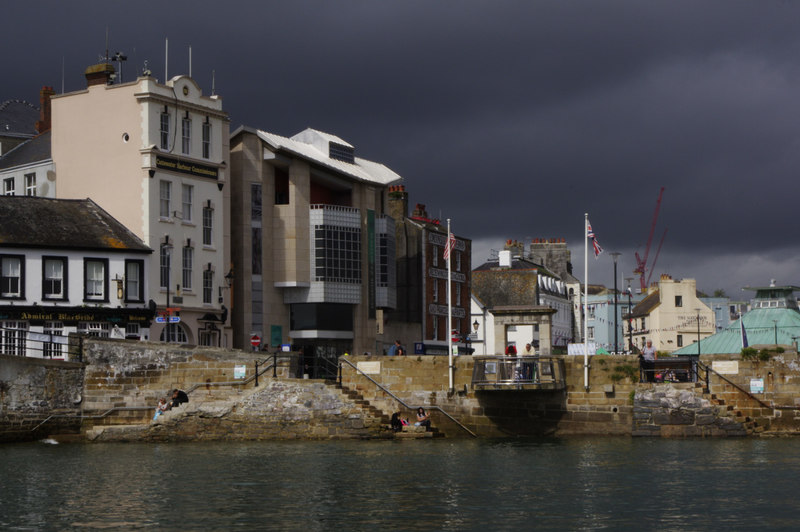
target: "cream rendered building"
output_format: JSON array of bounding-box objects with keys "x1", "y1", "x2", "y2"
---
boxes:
[
  {"x1": 626, "y1": 275, "x2": 714, "y2": 353},
  {"x1": 230, "y1": 126, "x2": 400, "y2": 361},
  {"x1": 50, "y1": 64, "x2": 231, "y2": 346}
]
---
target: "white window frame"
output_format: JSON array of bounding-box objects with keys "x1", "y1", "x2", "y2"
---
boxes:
[
  {"x1": 203, "y1": 268, "x2": 213, "y2": 304},
  {"x1": 202, "y1": 206, "x2": 213, "y2": 246},
  {"x1": 181, "y1": 116, "x2": 191, "y2": 155},
  {"x1": 182, "y1": 184, "x2": 193, "y2": 222},
  {"x1": 2, "y1": 177, "x2": 14, "y2": 196},
  {"x1": 125, "y1": 260, "x2": 143, "y2": 302},
  {"x1": 202, "y1": 120, "x2": 211, "y2": 159},
  {"x1": 160, "y1": 180, "x2": 171, "y2": 218},
  {"x1": 84, "y1": 259, "x2": 106, "y2": 301},
  {"x1": 182, "y1": 246, "x2": 193, "y2": 291},
  {"x1": 1, "y1": 256, "x2": 23, "y2": 298},
  {"x1": 24, "y1": 173, "x2": 36, "y2": 196},
  {"x1": 160, "y1": 112, "x2": 170, "y2": 150},
  {"x1": 43, "y1": 258, "x2": 65, "y2": 300}
]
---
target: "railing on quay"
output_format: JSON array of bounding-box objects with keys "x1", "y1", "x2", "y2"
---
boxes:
[
  {"x1": 339, "y1": 356, "x2": 477, "y2": 438},
  {"x1": 471, "y1": 356, "x2": 566, "y2": 391}
]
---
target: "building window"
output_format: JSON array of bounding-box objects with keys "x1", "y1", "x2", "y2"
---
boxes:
[
  {"x1": 641, "y1": 317, "x2": 646, "y2": 330},
  {"x1": 160, "y1": 245, "x2": 171, "y2": 290},
  {"x1": 125, "y1": 260, "x2": 144, "y2": 302},
  {"x1": 675, "y1": 295, "x2": 683, "y2": 307},
  {"x1": 1, "y1": 321, "x2": 28, "y2": 356},
  {"x1": 199, "y1": 330, "x2": 217, "y2": 346},
  {"x1": 433, "y1": 279, "x2": 439, "y2": 303},
  {"x1": 160, "y1": 180, "x2": 171, "y2": 218},
  {"x1": 182, "y1": 246, "x2": 193, "y2": 290},
  {"x1": 202, "y1": 120, "x2": 211, "y2": 159},
  {"x1": 677, "y1": 334, "x2": 683, "y2": 347},
  {"x1": 203, "y1": 268, "x2": 213, "y2": 305},
  {"x1": 313, "y1": 225, "x2": 361, "y2": 283},
  {"x1": 44, "y1": 321, "x2": 65, "y2": 358},
  {"x1": 275, "y1": 167, "x2": 289, "y2": 205},
  {"x1": 78, "y1": 322, "x2": 110, "y2": 338},
  {"x1": 455, "y1": 282, "x2": 461, "y2": 304},
  {"x1": 0, "y1": 255, "x2": 24, "y2": 299},
  {"x1": 432, "y1": 316, "x2": 439, "y2": 340},
  {"x1": 84, "y1": 259, "x2": 107, "y2": 302},
  {"x1": 2, "y1": 177, "x2": 14, "y2": 196},
  {"x1": 42, "y1": 257, "x2": 67, "y2": 300},
  {"x1": 588, "y1": 327, "x2": 595, "y2": 341},
  {"x1": 252, "y1": 228, "x2": 262, "y2": 275},
  {"x1": 161, "y1": 323, "x2": 188, "y2": 343},
  {"x1": 160, "y1": 111, "x2": 170, "y2": 150},
  {"x1": 24, "y1": 173, "x2": 36, "y2": 196},
  {"x1": 182, "y1": 184, "x2": 193, "y2": 222},
  {"x1": 588, "y1": 305, "x2": 596, "y2": 319},
  {"x1": 378, "y1": 234, "x2": 389, "y2": 287},
  {"x1": 202, "y1": 205, "x2": 213, "y2": 246},
  {"x1": 125, "y1": 323, "x2": 141, "y2": 339},
  {"x1": 251, "y1": 183, "x2": 262, "y2": 220},
  {"x1": 432, "y1": 246, "x2": 438, "y2": 267},
  {"x1": 181, "y1": 116, "x2": 191, "y2": 155},
  {"x1": 456, "y1": 252, "x2": 461, "y2": 272}
]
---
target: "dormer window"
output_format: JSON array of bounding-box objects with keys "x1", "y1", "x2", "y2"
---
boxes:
[{"x1": 329, "y1": 142, "x2": 354, "y2": 164}]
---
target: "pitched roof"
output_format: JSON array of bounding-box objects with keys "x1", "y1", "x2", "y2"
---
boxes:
[
  {"x1": 627, "y1": 290, "x2": 661, "y2": 318},
  {"x1": 673, "y1": 307, "x2": 800, "y2": 355},
  {"x1": 0, "y1": 130, "x2": 51, "y2": 169},
  {"x1": 0, "y1": 100, "x2": 38, "y2": 138},
  {"x1": 0, "y1": 196, "x2": 150, "y2": 252},
  {"x1": 233, "y1": 126, "x2": 402, "y2": 186}
]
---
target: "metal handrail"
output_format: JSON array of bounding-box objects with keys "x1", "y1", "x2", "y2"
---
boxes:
[
  {"x1": 339, "y1": 357, "x2": 477, "y2": 438},
  {"x1": 697, "y1": 360, "x2": 775, "y2": 410}
]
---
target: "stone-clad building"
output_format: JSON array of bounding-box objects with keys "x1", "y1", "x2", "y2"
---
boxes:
[
  {"x1": 0, "y1": 196, "x2": 153, "y2": 356},
  {"x1": 50, "y1": 63, "x2": 231, "y2": 347},
  {"x1": 386, "y1": 187, "x2": 472, "y2": 354},
  {"x1": 229, "y1": 126, "x2": 400, "y2": 360}
]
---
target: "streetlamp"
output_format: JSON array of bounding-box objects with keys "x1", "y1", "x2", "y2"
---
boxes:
[
  {"x1": 472, "y1": 319, "x2": 480, "y2": 355},
  {"x1": 696, "y1": 309, "x2": 701, "y2": 356},
  {"x1": 624, "y1": 277, "x2": 633, "y2": 353},
  {"x1": 610, "y1": 252, "x2": 621, "y2": 353}
]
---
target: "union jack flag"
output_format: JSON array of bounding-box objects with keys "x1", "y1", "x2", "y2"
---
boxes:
[
  {"x1": 443, "y1": 232, "x2": 456, "y2": 261},
  {"x1": 587, "y1": 220, "x2": 603, "y2": 258}
]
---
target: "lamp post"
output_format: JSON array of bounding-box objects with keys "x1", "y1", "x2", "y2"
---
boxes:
[
  {"x1": 624, "y1": 277, "x2": 633, "y2": 352},
  {"x1": 696, "y1": 309, "x2": 701, "y2": 356},
  {"x1": 471, "y1": 319, "x2": 480, "y2": 356},
  {"x1": 610, "y1": 252, "x2": 621, "y2": 353}
]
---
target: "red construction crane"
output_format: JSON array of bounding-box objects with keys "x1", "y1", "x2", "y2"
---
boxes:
[{"x1": 633, "y1": 187, "x2": 667, "y2": 292}]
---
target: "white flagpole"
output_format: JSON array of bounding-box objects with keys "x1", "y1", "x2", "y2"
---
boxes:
[
  {"x1": 447, "y1": 219, "x2": 454, "y2": 394},
  {"x1": 584, "y1": 213, "x2": 589, "y2": 391}
]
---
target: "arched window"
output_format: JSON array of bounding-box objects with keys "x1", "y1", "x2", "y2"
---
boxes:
[{"x1": 160, "y1": 323, "x2": 188, "y2": 343}]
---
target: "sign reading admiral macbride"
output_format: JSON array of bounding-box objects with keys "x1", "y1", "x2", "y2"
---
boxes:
[{"x1": 156, "y1": 156, "x2": 218, "y2": 179}]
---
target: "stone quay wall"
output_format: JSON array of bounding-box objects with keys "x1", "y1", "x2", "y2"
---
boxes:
[
  {"x1": 81, "y1": 338, "x2": 285, "y2": 427},
  {"x1": 340, "y1": 355, "x2": 640, "y2": 437},
  {"x1": 90, "y1": 380, "x2": 388, "y2": 442},
  {"x1": 0, "y1": 354, "x2": 84, "y2": 442}
]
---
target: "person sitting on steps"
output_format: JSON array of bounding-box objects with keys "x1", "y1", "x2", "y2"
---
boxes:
[{"x1": 415, "y1": 407, "x2": 431, "y2": 431}]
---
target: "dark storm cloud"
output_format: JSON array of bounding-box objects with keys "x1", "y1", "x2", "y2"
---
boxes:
[{"x1": 4, "y1": 0, "x2": 800, "y2": 294}]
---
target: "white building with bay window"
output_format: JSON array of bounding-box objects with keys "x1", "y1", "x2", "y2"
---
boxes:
[
  {"x1": 50, "y1": 62, "x2": 231, "y2": 346},
  {"x1": 0, "y1": 196, "x2": 153, "y2": 358}
]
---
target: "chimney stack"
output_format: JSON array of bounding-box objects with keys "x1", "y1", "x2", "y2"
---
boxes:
[
  {"x1": 387, "y1": 184, "x2": 409, "y2": 221},
  {"x1": 35, "y1": 86, "x2": 55, "y2": 133},
  {"x1": 84, "y1": 62, "x2": 115, "y2": 87}
]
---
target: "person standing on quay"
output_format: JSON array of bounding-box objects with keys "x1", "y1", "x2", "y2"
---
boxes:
[{"x1": 641, "y1": 340, "x2": 657, "y2": 382}]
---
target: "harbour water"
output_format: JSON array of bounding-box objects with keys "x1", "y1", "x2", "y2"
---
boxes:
[{"x1": 2, "y1": 437, "x2": 799, "y2": 530}]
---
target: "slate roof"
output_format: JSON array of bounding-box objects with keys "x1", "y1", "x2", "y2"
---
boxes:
[
  {"x1": 672, "y1": 307, "x2": 800, "y2": 355},
  {"x1": 0, "y1": 130, "x2": 51, "y2": 169},
  {"x1": 0, "y1": 100, "x2": 38, "y2": 138},
  {"x1": 0, "y1": 196, "x2": 150, "y2": 253}
]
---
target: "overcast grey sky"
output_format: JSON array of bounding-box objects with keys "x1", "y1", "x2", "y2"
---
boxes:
[{"x1": 4, "y1": 1, "x2": 800, "y2": 298}]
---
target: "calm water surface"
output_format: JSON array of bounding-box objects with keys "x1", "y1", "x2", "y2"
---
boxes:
[{"x1": 1, "y1": 437, "x2": 799, "y2": 530}]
